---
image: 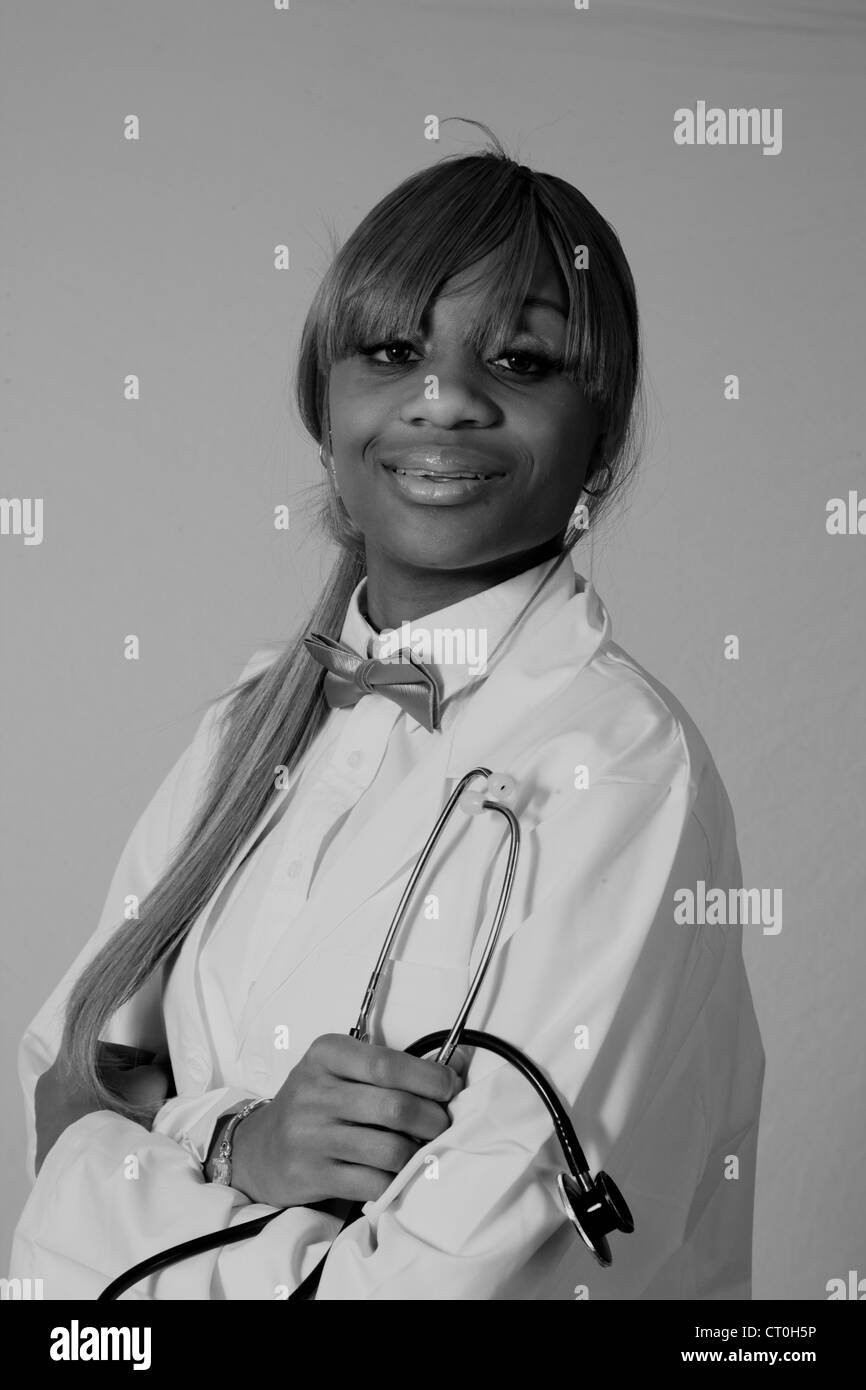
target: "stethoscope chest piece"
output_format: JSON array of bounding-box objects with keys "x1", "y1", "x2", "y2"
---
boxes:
[{"x1": 556, "y1": 1171, "x2": 635, "y2": 1267}]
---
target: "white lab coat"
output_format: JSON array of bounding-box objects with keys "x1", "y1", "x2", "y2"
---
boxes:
[{"x1": 11, "y1": 563, "x2": 765, "y2": 1299}]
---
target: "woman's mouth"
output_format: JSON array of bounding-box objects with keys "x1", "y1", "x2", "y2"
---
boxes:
[
  {"x1": 382, "y1": 464, "x2": 504, "y2": 504},
  {"x1": 389, "y1": 468, "x2": 489, "y2": 479},
  {"x1": 379, "y1": 449, "x2": 506, "y2": 506}
]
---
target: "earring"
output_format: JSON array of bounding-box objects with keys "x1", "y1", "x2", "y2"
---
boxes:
[
  {"x1": 319, "y1": 439, "x2": 339, "y2": 495},
  {"x1": 562, "y1": 504, "x2": 588, "y2": 548}
]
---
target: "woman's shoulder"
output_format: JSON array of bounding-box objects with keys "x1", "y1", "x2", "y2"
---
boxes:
[
  {"x1": 525, "y1": 573, "x2": 720, "y2": 801},
  {"x1": 573, "y1": 634, "x2": 739, "y2": 861}
]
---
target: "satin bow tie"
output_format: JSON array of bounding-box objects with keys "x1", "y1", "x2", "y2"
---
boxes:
[{"x1": 303, "y1": 632, "x2": 442, "y2": 732}]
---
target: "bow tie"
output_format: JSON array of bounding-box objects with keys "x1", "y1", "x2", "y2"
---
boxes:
[{"x1": 303, "y1": 632, "x2": 442, "y2": 732}]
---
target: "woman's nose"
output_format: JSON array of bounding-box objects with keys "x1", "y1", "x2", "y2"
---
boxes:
[{"x1": 398, "y1": 363, "x2": 499, "y2": 430}]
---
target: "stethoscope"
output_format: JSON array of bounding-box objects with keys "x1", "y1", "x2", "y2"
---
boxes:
[{"x1": 99, "y1": 767, "x2": 634, "y2": 1300}]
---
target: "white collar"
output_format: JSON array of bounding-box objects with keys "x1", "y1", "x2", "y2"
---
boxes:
[{"x1": 338, "y1": 553, "x2": 578, "y2": 707}]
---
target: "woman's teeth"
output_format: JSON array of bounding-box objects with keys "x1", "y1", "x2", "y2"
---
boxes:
[{"x1": 391, "y1": 469, "x2": 487, "y2": 479}]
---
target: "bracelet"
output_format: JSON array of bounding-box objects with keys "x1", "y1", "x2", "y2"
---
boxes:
[{"x1": 208, "y1": 1097, "x2": 271, "y2": 1188}]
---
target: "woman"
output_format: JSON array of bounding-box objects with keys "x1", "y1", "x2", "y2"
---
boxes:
[{"x1": 12, "y1": 132, "x2": 765, "y2": 1300}]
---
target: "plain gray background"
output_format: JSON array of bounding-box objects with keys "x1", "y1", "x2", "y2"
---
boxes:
[{"x1": 2, "y1": 0, "x2": 864, "y2": 1299}]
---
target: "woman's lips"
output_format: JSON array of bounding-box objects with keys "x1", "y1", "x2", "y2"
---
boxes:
[
  {"x1": 378, "y1": 448, "x2": 507, "y2": 505},
  {"x1": 381, "y1": 463, "x2": 504, "y2": 505}
]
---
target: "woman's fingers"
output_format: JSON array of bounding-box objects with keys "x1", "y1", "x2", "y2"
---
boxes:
[
  {"x1": 329, "y1": 1080, "x2": 452, "y2": 1142},
  {"x1": 327, "y1": 1121, "x2": 420, "y2": 1174},
  {"x1": 106, "y1": 1062, "x2": 173, "y2": 1109},
  {"x1": 233, "y1": 1034, "x2": 474, "y2": 1207},
  {"x1": 96, "y1": 1042, "x2": 158, "y2": 1072},
  {"x1": 311, "y1": 1033, "x2": 463, "y2": 1102}
]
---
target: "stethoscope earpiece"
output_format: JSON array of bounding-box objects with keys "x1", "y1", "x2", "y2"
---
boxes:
[
  {"x1": 556, "y1": 1170, "x2": 635, "y2": 1267},
  {"x1": 458, "y1": 771, "x2": 518, "y2": 816}
]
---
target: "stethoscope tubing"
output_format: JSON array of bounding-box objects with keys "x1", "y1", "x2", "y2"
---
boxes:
[
  {"x1": 351, "y1": 767, "x2": 516, "y2": 1061},
  {"x1": 97, "y1": 1027, "x2": 594, "y2": 1302}
]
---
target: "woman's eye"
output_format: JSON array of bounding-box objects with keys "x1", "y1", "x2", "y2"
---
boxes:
[
  {"x1": 491, "y1": 349, "x2": 559, "y2": 377},
  {"x1": 357, "y1": 341, "x2": 560, "y2": 376},
  {"x1": 361, "y1": 341, "x2": 420, "y2": 366}
]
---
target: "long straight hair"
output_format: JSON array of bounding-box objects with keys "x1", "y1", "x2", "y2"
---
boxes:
[{"x1": 62, "y1": 127, "x2": 645, "y2": 1120}]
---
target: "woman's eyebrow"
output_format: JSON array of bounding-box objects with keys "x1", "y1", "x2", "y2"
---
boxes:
[
  {"x1": 404, "y1": 290, "x2": 567, "y2": 341},
  {"x1": 521, "y1": 294, "x2": 567, "y2": 318}
]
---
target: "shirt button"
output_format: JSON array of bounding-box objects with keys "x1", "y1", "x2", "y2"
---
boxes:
[
  {"x1": 286, "y1": 858, "x2": 303, "y2": 878},
  {"x1": 347, "y1": 750, "x2": 364, "y2": 769}
]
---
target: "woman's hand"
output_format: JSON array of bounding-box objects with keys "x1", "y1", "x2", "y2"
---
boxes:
[
  {"x1": 229, "y1": 1033, "x2": 467, "y2": 1209},
  {"x1": 34, "y1": 1048, "x2": 174, "y2": 1175}
]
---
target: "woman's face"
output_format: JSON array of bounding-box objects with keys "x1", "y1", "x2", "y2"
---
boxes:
[{"x1": 327, "y1": 243, "x2": 604, "y2": 577}]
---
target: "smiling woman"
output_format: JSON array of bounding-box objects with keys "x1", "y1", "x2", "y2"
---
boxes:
[
  {"x1": 12, "y1": 123, "x2": 764, "y2": 1301},
  {"x1": 302, "y1": 131, "x2": 641, "y2": 625},
  {"x1": 327, "y1": 239, "x2": 609, "y2": 622}
]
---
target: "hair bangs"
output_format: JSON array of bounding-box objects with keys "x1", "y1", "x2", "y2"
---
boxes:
[
  {"x1": 315, "y1": 159, "x2": 549, "y2": 364},
  {"x1": 317, "y1": 168, "x2": 612, "y2": 409},
  {"x1": 298, "y1": 147, "x2": 641, "y2": 459}
]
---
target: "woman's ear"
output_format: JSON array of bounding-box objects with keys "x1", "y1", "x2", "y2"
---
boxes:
[
  {"x1": 579, "y1": 432, "x2": 607, "y2": 494},
  {"x1": 587, "y1": 430, "x2": 607, "y2": 475}
]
